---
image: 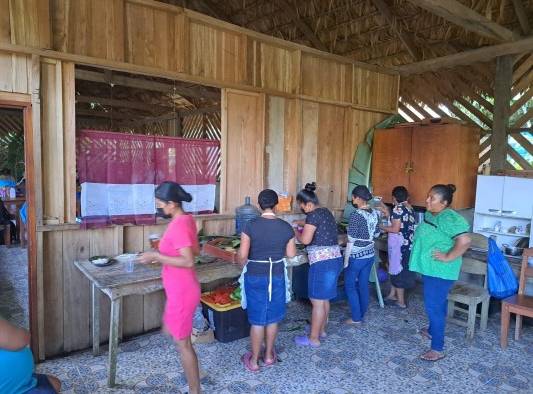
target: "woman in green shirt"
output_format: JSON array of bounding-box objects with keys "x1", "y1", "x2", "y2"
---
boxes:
[{"x1": 409, "y1": 184, "x2": 471, "y2": 361}]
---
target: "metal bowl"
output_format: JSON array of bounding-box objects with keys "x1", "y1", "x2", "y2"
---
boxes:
[{"x1": 502, "y1": 244, "x2": 524, "y2": 256}]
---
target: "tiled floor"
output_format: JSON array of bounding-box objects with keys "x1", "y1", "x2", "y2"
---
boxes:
[
  {"x1": 0, "y1": 245, "x2": 29, "y2": 328},
  {"x1": 1, "y1": 246, "x2": 532, "y2": 393}
]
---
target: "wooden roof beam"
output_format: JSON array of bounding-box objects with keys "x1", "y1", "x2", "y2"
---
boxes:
[
  {"x1": 276, "y1": 0, "x2": 328, "y2": 52},
  {"x1": 75, "y1": 69, "x2": 220, "y2": 100},
  {"x1": 397, "y1": 36, "x2": 533, "y2": 75},
  {"x1": 371, "y1": 0, "x2": 421, "y2": 61},
  {"x1": 76, "y1": 96, "x2": 173, "y2": 113},
  {"x1": 511, "y1": 0, "x2": 531, "y2": 36},
  {"x1": 406, "y1": 0, "x2": 516, "y2": 42}
]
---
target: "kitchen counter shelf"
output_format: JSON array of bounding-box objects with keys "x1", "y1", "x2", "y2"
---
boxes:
[{"x1": 476, "y1": 229, "x2": 530, "y2": 238}]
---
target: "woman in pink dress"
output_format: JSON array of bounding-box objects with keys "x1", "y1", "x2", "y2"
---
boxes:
[{"x1": 138, "y1": 181, "x2": 201, "y2": 394}]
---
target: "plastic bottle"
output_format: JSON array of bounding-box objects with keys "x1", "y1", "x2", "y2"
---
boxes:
[{"x1": 235, "y1": 196, "x2": 260, "y2": 235}]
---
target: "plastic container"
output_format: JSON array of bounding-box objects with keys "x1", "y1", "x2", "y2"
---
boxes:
[
  {"x1": 235, "y1": 196, "x2": 260, "y2": 235},
  {"x1": 201, "y1": 301, "x2": 250, "y2": 343}
]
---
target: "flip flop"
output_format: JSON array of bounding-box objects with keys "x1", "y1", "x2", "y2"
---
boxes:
[
  {"x1": 344, "y1": 319, "x2": 363, "y2": 326},
  {"x1": 294, "y1": 335, "x2": 320, "y2": 348},
  {"x1": 262, "y1": 349, "x2": 278, "y2": 367},
  {"x1": 241, "y1": 352, "x2": 260, "y2": 372},
  {"x1": 420, "y1": 350, "x2": 445, "y2": 362},
  {"x1": 304, "y1": 325, "x2": 327, "y2": 340},
  {"x1": 417, "y1": 327, "x2": 432, "y2": 340},
  {"x1": 394, "y1": 302, "x2": 407, "y2": 309}
]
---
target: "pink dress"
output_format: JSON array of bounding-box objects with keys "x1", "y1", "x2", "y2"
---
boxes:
[{"x1": 159, "y1": 214, "x2": 201, "y2": 340}]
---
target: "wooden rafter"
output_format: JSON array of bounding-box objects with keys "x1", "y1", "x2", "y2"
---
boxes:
[
  {"x1": 512, "y1": 132, "x2": 533, "y2": 155},
  {"x1": 76, "y1": 96, "x2": 172, "y2": 114},
  {"x1": 508, "y1": 145, "x2": 533, "y2": 169},
  {"x1": 276, "y1": 0, "x2": 328, "y2": 52},
  {"x1": 195, "y1": 0, "x2": 233, "y2": 22},
  {"x1": 398, "y1": 101, "x2": 423, "y2": 120},
  {"x1": 370, "y1": 0, "x2": 421, "y2": 61},
  {"x1": 511, "y1": 0, "x2": 531, "y2": 36},
  {"x1": 397, "y1": 36, "x2": 533, "y2": 74},
  {"x1": 406, "y1": 0, "x2": 516, "y2": 42},
  {"x1": 511, "y1": 107, "x2": 533, "y2": 128},
  {"x1": 511, "y1": 88, "x2": 533, "y2": 114},
  {"x1": 75, "y1": 69, "x2": 220, "y2": 100}
]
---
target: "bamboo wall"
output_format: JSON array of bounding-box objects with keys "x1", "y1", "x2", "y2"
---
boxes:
[{"x1": 0, "y1": 0, "x2": 399, "y2": 358}]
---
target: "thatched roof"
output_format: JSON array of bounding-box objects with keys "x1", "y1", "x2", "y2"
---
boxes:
[{"x1": 158, "y1": 0, "x2": 531, "y2": 67}]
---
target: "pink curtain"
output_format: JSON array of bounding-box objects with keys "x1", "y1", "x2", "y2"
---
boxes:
[{"x1": 77, "y1": 130, "x2": 220, "y2": 227}]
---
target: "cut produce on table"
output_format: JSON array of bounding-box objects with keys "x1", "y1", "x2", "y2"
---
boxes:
[{"x1": 201, "y1": 285, "x2": 239, "y2": 307}]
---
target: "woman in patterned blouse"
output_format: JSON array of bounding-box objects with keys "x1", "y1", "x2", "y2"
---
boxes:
[{"x1": 379, "y1": 186, "x2": 416, "y2": 308}]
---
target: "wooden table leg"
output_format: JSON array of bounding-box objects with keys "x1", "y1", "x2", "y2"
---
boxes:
[
  {"x1": 92, "y1": 284, "x2": 100, "y2": 356},
  {"x1": 107, "y1": 297, "x2": 122, "y2": 388}
]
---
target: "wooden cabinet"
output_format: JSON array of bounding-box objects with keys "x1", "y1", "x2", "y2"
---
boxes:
[{"x1": 371, "y1": 122, "x2": 480, "y2": 209}]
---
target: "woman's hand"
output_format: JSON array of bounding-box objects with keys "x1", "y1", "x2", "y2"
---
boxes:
[
  {"x1": 432, "y1": 250, "x2": 451, "y2": 262},
  {"x1": 292, "y1": 219, "x2": 305, "y2": 227},
  {"x1": 137, "y1": 251, "x2": 160, "y2": 264}
]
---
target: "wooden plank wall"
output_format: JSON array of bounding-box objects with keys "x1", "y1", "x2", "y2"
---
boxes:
[
  {"x1": 1, "y1": 0, "x2": 399, "y2": 113},
  {"x1": 264, "y1": 97, "x2": 389, "y2": 209},
  {"x1": 0, "y1": 0, "x2": 399, "y2": 359},
  {"x1": 221, "y1": 89, "x2": 266, "y2": 212},
  {"x1": 41, "y1": 217, "x2": 235, "y2": 357}
]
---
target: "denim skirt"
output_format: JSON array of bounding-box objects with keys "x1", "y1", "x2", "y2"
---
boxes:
[
  {"x1": 244, "y1": 273, "x2": 286, "y2": 326},
  {"x1": 308, "y1": 257, "x2": 342, "y2": 300}
]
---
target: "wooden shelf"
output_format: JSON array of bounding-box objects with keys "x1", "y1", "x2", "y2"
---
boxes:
[
  {"x1": 475, "y1": 212, "x2": 531, "y2": 221},
  {"x1": 476, "y1": 229, "x2": 530, "y2": 238}
]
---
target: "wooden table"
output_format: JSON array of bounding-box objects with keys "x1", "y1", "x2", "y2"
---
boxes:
[{"x1": 75, "y1": 258, "x2": 242, "y2": 387}]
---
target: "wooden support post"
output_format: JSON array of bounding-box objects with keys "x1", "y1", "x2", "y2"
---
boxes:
[{"x1": 490, "y1": 55, "x2": 514, "y2": 174}]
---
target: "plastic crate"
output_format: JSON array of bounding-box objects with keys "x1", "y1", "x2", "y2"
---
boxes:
[
  {"x1": 201, "y1": 301, "x2": 250, "y2": 343},
  {"x1": 202, "y1": 238, "x2": 237, "y2": 263}
]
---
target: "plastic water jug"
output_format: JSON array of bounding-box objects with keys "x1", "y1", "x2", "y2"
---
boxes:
[{"x1": 235, "y1": 196, "x2": 260, "y2": 235}]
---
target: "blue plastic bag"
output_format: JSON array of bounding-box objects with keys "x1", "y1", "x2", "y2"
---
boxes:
[{"x1": 487, "y1": 238, "x2": 518, "y2": 299}]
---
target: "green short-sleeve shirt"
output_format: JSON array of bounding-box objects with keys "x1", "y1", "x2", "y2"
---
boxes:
[{"x1": 409, "y1": 209, "x2": 470, "y2": 281}]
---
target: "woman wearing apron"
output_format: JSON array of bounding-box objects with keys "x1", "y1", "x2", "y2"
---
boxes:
[
  {"x1": 343, "y1": 186, "x2": 380, "y2": 325},
  {"x1": 293, "y1": 183, "x2": 343, "y2": 347},
  {"x1": 137, "y1": 182, "x2": 201, "y2": 394},
  {"x1": 236, "y1": 189, "x2": 296, "y2": 372},
  {"x1": 379, "y1": 186, "x2": 416, "y2": 309},
  {"x1": 409, "y1": 184, "x2": 471, "y2": 361}
]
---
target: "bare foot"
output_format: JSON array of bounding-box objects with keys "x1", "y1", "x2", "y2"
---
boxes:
[
  {"x1": 417, "y1": 327, "x2": 432, "y2": 340},
  {"x1": 420, "y1": 350, "x2": 445, "y2": 361}
]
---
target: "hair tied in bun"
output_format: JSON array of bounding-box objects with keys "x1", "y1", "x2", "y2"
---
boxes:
[
  {"x1": 447, "y1": 184, "x2": 457, "y2": 194},
  {"x1": 304, "y1": 182, "x2": 317, "y2": 193},
  {"x1": 297, "y1": 182, "x2": 319, "y2": 205}
]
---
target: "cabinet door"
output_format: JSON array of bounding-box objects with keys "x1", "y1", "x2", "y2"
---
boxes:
[
  {"x1": 410, "y1": 125, "x2": 478, "y2": 208},
  {"x1": 371, "y1": 127, "x2": 412, "y2": 204},
  {"x1": 502, "y1": 177, "x2": 533, "y2": 219},
  {"x1": 475, "y1": 175, "x2": 505, "y2": 215}
]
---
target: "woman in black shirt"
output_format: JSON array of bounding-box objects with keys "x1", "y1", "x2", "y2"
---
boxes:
[
  {"x1": 293, "y1": 183, "x2": 342, "y2": 347},
  {"x1": 237, "y1": 189, "x2": 296, "y2": 372}
]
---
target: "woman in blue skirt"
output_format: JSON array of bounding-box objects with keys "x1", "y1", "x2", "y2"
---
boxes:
[
  {"x1": 293, "y1": 183, "x2": 343, "y2": 347},
  {"x1": 237, "y1": 189, "x2": 296, "y2": 372}
]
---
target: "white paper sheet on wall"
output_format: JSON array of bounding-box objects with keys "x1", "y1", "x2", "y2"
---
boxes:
[{"x1": 81, "y1": 182, "x2": 214, "y2": 216}]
